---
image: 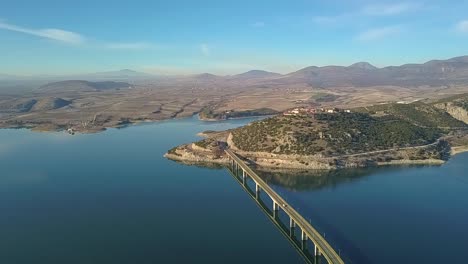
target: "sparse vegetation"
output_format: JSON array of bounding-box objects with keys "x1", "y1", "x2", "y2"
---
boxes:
[
  {"x1": 311, "y1": 93, "x2": 339, "y2": 102},
  {"x1": 232, "y1": 110, "x2": 443, "y2": 156},
  {"x1": 354, "y1": 102, "x2": 467, "y2": 128},
  {"x1": 200, "y1": 107, "x2": 278, "y2": 120}
]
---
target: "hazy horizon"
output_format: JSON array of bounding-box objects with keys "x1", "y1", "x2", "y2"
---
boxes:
[{"x1": 1, "y1": 54, "x2": 468, "y2": 78}]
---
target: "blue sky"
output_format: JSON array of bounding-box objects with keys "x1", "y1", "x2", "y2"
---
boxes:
[{"x1": 1, "y1": 0, "x2": 468, "y2": 75}]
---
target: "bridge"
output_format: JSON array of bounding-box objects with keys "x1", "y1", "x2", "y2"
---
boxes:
[{"x1": 225, "y1": 149, "x2": 345, "y2": 264}]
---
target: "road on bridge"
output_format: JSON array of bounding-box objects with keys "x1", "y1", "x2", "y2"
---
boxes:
[{"x1": 225, "y1": 149, "x2": 345, "y2": 264}]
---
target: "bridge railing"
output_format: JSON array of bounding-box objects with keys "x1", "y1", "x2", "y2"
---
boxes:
[{"x1": 225, "y1": 149, "x2": 345, "y2": 264}]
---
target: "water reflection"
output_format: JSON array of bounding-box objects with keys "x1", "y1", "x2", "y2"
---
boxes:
[
  {"x1": 254, "y1": 165, "x2": 429, "y2": 191},
  {"x1": 226, "y1": 165, "x2": 324, "y2": 264}
]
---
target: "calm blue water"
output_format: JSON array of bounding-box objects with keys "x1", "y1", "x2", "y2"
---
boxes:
[{"x1": 0, "y1": 116, "x2": 467, "y2": 264}]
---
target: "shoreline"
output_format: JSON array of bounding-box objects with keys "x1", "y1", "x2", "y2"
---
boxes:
[
  {"x1": 198, "y1": 114, "x2": 276, "y2": 122},
  {"x1": 164, "y1": 142, "x2": 463, "y2": 171},
  {"x1": 0, "y1": 113, "x2": 274, "y2": 135},
  {"x1": 165, "y1": 149, "x2": 450, "y2": 171},
  {"x1": 451, "y1": 146, "x2": 468, "y2": 156},
  {"x1": 0, "y1": 114, "x2": 197, "y2": 135}
]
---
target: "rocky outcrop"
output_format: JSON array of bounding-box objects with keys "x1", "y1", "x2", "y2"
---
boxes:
[
  {"x1": 164, "y1": 141, "x2": 230, "y2": 165},
  {"x1": 435, "y1": 103, "x2": 468, "y2": 124}
]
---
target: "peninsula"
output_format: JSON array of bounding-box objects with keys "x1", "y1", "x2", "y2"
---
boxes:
[{"x1": 165, "y1": 95, "x2": 468, "y2": 170}]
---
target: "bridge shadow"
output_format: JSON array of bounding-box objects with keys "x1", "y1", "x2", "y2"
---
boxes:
[
  {"x1": 227, "y1": 165, "x2": 327, "y2": 264},
  {"x1": 254, "y1": 165, "x2": 411, "y2": 192},
  {"x1": 228, "y1": 163, "x2": 375, "y2": 264}
]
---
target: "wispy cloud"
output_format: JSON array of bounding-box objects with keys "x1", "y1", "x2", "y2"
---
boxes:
[
  {"x1": 200, "y1": 43, "x2": 211, "y2": 56},
  {"x1": 313, "y1": 2, "x2": 422, "y2": 26},
  {"x1": 0, "y1": 20, "x2": 164, "y2": 51},
  {"x1": 0, "y1": 21, "x2": 85, "y2": 44},
  {"x1": 456, "y1": 20, "x2": 468, "y2": 33},
  {"x1": 104, "y1": 42, "x2": 157, "y2": 50},
  {"x1": 356, "y1": 26, "x2": 403, "y2": 42},
  {"x1": 362, "y1": 2, "x2": 421, "y2": 16},
  {"x1": 252, "y1": 21, "x2": 265, "y2": 28},
  {"x1": 312, "y1": 14, "x2": 353, "y2": 26}
]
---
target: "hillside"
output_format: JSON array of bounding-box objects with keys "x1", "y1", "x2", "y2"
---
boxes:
[
  {"x1": 31, "y1": 97, "x2": 72, "y2": 111},
  {"x1": 354, "y1": 102, "x2": 467, "y2": 128},
  {"x1": 433, "y1": 93, "x2": 468, "y2": 124},
  {"x1": 38, "y1": 80, "x2": 132, "y2": 92},
  {"x1": 0, "y1": 98, "x2": 38, "y2": 113},
  {"x1": 230, "y1": 112, "x2": 441, "y2": 156},
  {"x1": 199, "y1": 107, "x2": 279, "y2": 120}
]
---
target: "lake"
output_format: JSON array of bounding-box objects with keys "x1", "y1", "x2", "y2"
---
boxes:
[{"x1": 1, "y1": 116, "x2": 467, "y2": 264}]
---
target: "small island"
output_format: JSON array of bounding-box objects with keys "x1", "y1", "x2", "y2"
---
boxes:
[{"x1": 165, "y1": 96, "x2": 468, "y2": 170}]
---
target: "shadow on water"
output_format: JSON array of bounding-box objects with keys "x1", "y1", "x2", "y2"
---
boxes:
[
  {"x1": 171, "y1": 159, "x2": 433, "y2": 263},
  {"x1": 254, "y1": 165, "x2": 431, "y2": 192},
  {"x1": 226, "y1": 165, "x2": 324, "y2": 264},
  {"x1": 253, "y1": 166, "x2": 441, "y2": 264},
  {"x1": 228, "y1": 164, "x2": 379, "y2": 264}
]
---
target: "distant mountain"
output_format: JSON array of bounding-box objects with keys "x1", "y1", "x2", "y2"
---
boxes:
[
  {"x1": 75, "y1": 69, "x2": 153, "y2": 80},
  {"x1": 38, "y1": 80, "x2": 133, "y2": 92},
  {"x1": 191, "y1": 73, "x2": 222, "y2": 81},
  {"x1": 231, "y1": 70, "x2": 282, "y2": 80},
  {"x1": 285, "y1": 65, "x2": 380, "y2": 87},
  {"x1": 348, "y1": 62, "x2": 378, "y2": 70},
  {"x1": 2, "y1": 56, "x2": 468, "y2": 88},
  {"x1": 280, "y1": 56, "x2": 468, "y2": 88}
]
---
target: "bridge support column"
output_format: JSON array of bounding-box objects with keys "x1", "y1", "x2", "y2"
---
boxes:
[
  {"x1": 242, "y1": 171, "x2": 246, "y2": 185},
  {"x1": 290, "y1": 218, "x2": 296, "y2": 228},
  {"x1": 314, "y1": 245, "x2": 321, "y2": 257},
  {"x1": 273, "y1": 201, "x2": 279, "y2": 218},
  {"x1": 255, "y1": 183, "x2": 261, "y2": 199},
  {"x1": 289, "y1": 227, "x2": 295, "y2": 237},
  {"x1": 289, "y1": 218, "x2": 296, "y2": 237},
  {"x1": 301, "y1": 231, "x2": 307, "y2": 251},
  {"x1": 301, "y1": 230, "x2": 308, "y2": 250},
  {"x1": 273, "y1": 201, "x2": 279, "y2": 211}
]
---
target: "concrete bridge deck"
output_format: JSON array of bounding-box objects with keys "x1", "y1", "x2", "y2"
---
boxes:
[{"x1": 225, "y1": 149, "x2": 345, "y2": 264}]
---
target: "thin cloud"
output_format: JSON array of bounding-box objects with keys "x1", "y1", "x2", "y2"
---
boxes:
[
  {"x1": 105, "y1": 42, "x2": 157, "y2": 50},
  {"x1": 456, "y1": 20, "x2": 468, "y2": 33},
  {"x1": 362, "y1": 2, "x2": 421, "y2": 16},
  {"x1": 356, "y1": 26, "x2": 403, "y2": 42},
  {"x1": 0, "y1": 20, "x2": 165, "y2": 50},
  {"x1": 252, "y1": 21, "x2": 265, "y2": 28},
  {"x1": 200, "y1": 43, "x2": 211, "y2": 56},
  {"x1": 0, "y1": 21, "x2": 85, "y2": 44},
  {"x1": 312, "y1": 13, "x2": 353, "y2": 25},
  {"x1": 313, "y1": 2, "x2": 421, "y2": 26}
]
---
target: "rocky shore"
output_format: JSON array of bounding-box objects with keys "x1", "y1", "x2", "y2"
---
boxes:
[{"x1": 165, "y1": 132, "x2": 462, "y2": 170}]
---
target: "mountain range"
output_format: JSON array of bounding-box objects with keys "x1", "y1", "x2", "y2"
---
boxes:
[
  {"x1": 2, "y1": 55, "x2": 468, "y2": 89},
  {"x1": 261, "y1": 56, "x2": 468, "y2": 88}
]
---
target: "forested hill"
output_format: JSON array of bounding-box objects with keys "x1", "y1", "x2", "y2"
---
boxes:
[{"x1": 229, "y1": 102, "x2": 466, "y2": 157}]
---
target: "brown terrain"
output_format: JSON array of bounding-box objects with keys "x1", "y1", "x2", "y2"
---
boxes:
[{"x1": 1, "y1": 56, "x2": 468, "y2": 133}]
